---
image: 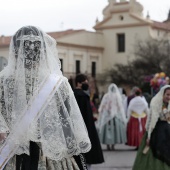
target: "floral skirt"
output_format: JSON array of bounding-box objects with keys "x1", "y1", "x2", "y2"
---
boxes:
[
  {"x1": 99, "y1": 117, "x2": 127, "y2": 145},
  {"x1": 127, "y1": 116, "x2": 146, "y2": 147}
]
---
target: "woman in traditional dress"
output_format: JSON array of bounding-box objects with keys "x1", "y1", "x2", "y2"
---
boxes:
[
  {"x1": 133, "y1": 85, "x2": 170, "y2": 170},
  {"x1": 97, "y1": 83, "x2": 127, "y2": 150},
  {"x1": 127, "y1": 89, "x2": 149, "y2": 149},
  {"x1": 0, "y1": 26, "x2": 91, "y2": 170}
]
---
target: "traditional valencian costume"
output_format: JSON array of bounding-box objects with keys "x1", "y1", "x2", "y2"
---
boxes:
[
  {"x1": 97, "y1": 83, "x2": 127, "y2": 149},
  {"x1": 127, "y1": 92, "x2": 149, "y2": 147},
  {"x1": 133, "y1": 85, "x2": 170, "y2": 170},
  {"x1": 0, "y1": 26, "x2": 91, "y2": 170}
]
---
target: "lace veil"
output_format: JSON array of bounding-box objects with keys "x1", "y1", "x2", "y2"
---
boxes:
[
  {"x1": 0, "y1": 26, "x2": 91, "y2": 161},
  {"x1": 97, "y1": 83, "x2": 127, "y2": 132},
  {"x1": 147, "y1": 85, "x2": 170, "y2": 139}
]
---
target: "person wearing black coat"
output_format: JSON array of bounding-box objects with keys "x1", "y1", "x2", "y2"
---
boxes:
[{"x1": 73, "y1": 74, "x2": 104, "y2": 169}]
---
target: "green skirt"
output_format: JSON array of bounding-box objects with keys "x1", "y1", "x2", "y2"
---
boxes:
[
  {"x1": 133, "y1": 132, "x2": 170, "y2": 170},
  {"x1": 99, "y1": 117, "x2": 127, "y2": 145}
]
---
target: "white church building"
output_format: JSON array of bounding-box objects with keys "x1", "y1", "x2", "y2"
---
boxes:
[{"x1": 0, "y1": 0, "x2": 170, "y2": 85}]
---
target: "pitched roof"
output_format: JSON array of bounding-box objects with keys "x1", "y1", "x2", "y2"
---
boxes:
[
  {"x1": 151, "y1": 21, "x2": 170, "y2": 31},
  {"x1": 0, "y1": 29, "x2": 85, "y2": 47},
  {"x1": 0, "y1": 36, "x2": 11, "y2": 47},
  {"x1": 47, "y1": 29, "x2": 85, "y2": 39}
]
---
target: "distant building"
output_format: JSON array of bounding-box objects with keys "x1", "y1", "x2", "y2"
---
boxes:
[{"x1": 0, "y1": 0, "x2": 170, "y2": 88}]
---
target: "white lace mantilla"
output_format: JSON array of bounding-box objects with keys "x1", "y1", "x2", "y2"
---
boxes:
[
  {"x1": 147, "y1": 85, "x2": 170, "y2": 139},
  {"x1": 97, "y1": 83, "x2": 127, "y2": 132},
  {"x1": 0, "y1": 26, "x2": 91, "y2": 163}
]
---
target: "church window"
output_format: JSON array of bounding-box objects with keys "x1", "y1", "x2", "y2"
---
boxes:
[
  {"x1": 76, "y1": 60, "x2": 80, "y2": 74},
  {"x1": 117, "y1": 33, "x2": 125, "y2": 52},
  {"x1": 91, "y1": 61, "x2": 96, "y2": 77},
  {"x1": 119, "y1": 15, "x2": 124, "y2": 20}
]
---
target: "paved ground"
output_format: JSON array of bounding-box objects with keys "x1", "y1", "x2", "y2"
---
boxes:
[{"x1": 91, "y1": 144, "x2": 137, "y2": 170}]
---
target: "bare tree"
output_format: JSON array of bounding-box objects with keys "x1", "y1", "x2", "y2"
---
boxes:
[{"x1": 105, "y1": 39, "x2": 170, "y2": 87}]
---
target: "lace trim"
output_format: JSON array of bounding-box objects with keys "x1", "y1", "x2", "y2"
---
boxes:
[{"x1": 0, "y1": 26, "x2": 91, "y2": 162}]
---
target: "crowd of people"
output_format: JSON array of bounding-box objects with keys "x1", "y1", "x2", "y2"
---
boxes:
[
  {"x1": 0, "y1": 25, "x2": 169, "y2": 170},
  {"x1": 96, "y1": 84, "x2": 149, "y2": 150},
  {"x1": 96, "y1": 83, "x2": 170, "y2": 170}
]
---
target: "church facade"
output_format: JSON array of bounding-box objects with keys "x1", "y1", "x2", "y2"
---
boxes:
[{"x1": 0, "y1": 0, "x2": 170, "y2": 83}]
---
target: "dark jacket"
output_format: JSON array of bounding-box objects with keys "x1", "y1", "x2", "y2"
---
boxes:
[
  {"x1": 74, "y1": 89, "x2": 104, "y2": 164},
  {"x1": 127, "y1": 94, "x2": 135, "y2": 106}
]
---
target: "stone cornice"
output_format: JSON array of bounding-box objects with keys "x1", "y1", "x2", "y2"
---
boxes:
[
  {"x1": 57, "y1": 42, "x2": 104, "y2": 51},
  {"x1": 95, "y1": 23, "x2": 149, "y2": 30}
]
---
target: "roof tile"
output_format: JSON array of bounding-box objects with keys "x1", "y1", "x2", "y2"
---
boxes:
[{"x1": 0, "y1": 29, "x2": 84, "y2": 47}]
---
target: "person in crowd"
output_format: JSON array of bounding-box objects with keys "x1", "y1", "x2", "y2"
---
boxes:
[
  {"x1": 97, "y1": 83, "x2": 127, "y2": 150},
  {"x1": 68, "y1": 76, "x2": 74, "y2": 89},
  {"x1": 127, "y1": 86, "x2": 139, "y2": 106},
  {"x1": 0, "y1": 26, "x2": 91, "y2": 170},
  {"x1": 122, "y1": 88, "x2": 127, "y2": 103},
  {"x1": 74, "y1": 74, "x2": 104, "y2": 170},
  {"x1": 127, "y1": 89, "x2": 149, "y2": 149},
  {"x1": 142, "y1": 92, "x2": 152, "y2": 106},
  {"x1": 123, "y1": 86, "x2": 139, "y2": 117},
  {"x1": 133, "y1": 85, "x2": 170, "y2": 170},
  {"x1": 89, "y1": 77, "x2": 100, "y2": 122},
  {"x1": 120, "y1": 88, "x2": 128, "y2": 118}
]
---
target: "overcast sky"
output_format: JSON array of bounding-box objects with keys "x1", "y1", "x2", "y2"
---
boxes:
[{"x1": 0, "y1": 0, "x2": 170, "y2": 36}]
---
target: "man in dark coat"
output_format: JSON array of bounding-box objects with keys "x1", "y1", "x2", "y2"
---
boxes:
[{"x1": 73, "y1": 74, "x2": 104, "y2": 169}]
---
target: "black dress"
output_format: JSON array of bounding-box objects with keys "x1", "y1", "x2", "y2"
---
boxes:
[
  {"x1": 74, "y1": 89, "x2": 104, "y2": 164},
  {"x1": 16, "y1": 142, "x2": 39, "y2": 170},
  {"x1": 150, "y1": 119, "x2": 170, "y2": 165}
]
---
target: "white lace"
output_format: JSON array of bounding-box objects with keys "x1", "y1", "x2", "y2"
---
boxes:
[
  {"x1": 0, "y1": 26, "x2": 91, "y2": 161},
  {"x1": 97, "y1": 83, "x2": 127, "y2": 132},
  {"x1": 147, "y1": 85, "x2": 170, "y2": 139}
]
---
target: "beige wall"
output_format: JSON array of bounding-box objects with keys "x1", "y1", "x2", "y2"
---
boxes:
[
  {"x1": 0, "y1": 47, "x2": 9, "y2": 60},
  {"x1": 101, "y1": 13, "x2": 143, "y2": 26},
  {"x1": 100, "y1": 25, "x2": 150, "y2": 71},
  {"x1": 149, "y1": 27, "x2": 170, "y2": 39},
  {"x1": 57, "y1": 45, "x2": 103, "y2": 78},
  {"x1": 57, "y1": 31, "x2": 104, "y2": 48}
]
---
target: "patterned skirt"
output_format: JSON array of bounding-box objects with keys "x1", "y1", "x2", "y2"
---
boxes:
[
  {"x1": 4, "y1": 142, "x2": 86, "y2": 170},
  {"x1": 5, "y1": 155, "x2": 80, "y2": 170},
  {"x1": 99, "y1": 117, "x2": 127, "y2": 145}
]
